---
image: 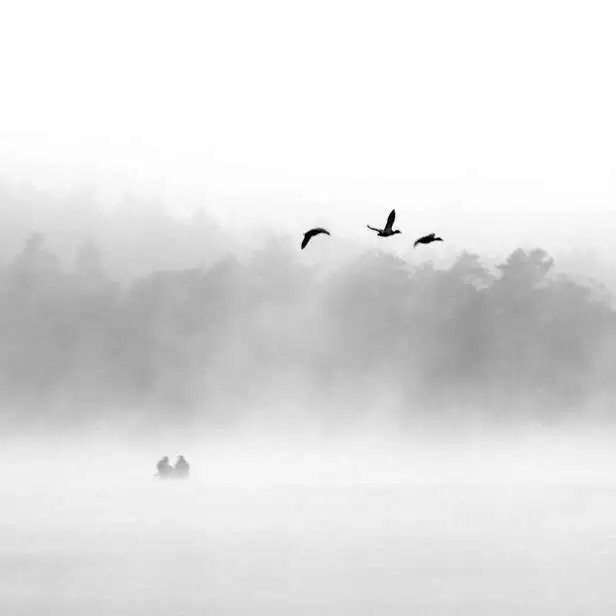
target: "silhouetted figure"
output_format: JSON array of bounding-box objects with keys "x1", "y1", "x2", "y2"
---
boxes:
[
  {"x1": 413, "y1": 233, "x2": 443, "y2": 247},
  {"x1": 174, "y1": 455, "x2": 190, "y2": 479},
  {"x1": 156, "y1": 456, "x2": 173, "y2": 478},
  {"x1": 301, "y1": 227, "x2": 330, "y2": 249},
  {"x1": 367, "y1": 209, "x2": 401, "y2": 237}
]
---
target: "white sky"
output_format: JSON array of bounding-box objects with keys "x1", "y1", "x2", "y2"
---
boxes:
[{"x1": 0, "y1": 0, "x2": 615, "y2": 254}]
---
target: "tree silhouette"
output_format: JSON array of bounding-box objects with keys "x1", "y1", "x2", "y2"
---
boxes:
[{"x1": 0, "y1": 225, "x2": 614, "y2": 429}]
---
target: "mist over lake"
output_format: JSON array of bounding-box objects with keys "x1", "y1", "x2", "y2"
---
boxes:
[
  {"x1": 2, "y1": 0, "x2": 616, "y2": 609},
  {"x1": 1, "y1": 180, "x2": 616, "y2": 613},
  {"x1": 4, "y1": 429, "x2": 616, "y2": 615}
]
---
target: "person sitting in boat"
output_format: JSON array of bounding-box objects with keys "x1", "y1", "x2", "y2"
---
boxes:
[
  {"x1": 156, "y1": 456, "x2": 173, "y2": 478},
  {"x1": 174, "y1": 455, "x2": 190, "y2": 478}
]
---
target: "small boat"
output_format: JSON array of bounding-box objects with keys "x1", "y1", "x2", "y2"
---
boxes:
[{"x1": 156, "y1": 469, "x2": 189, "y2": 480}]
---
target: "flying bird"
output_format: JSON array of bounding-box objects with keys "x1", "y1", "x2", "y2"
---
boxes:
[
  {"x1": 367, "y1": 209, "x2": 401, "y2": 237},
  {"x1": 413, "y1": 233, "x2": 443, "y2": 247},
  {"x1": 301, "y1": 227, "x2": 330, "y2": 249}
]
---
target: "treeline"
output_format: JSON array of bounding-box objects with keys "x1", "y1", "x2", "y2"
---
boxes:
[
  {"x1": 0, "y1": 229, "x2": 614, "y2": 429},
  {"x1": 0, "y1": 182, "x2": 232, "y2": 281}
]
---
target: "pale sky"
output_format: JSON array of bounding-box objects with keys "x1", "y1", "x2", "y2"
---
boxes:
[{"x1": 0, "y1": 0, "x2": 615, "y2": 255}]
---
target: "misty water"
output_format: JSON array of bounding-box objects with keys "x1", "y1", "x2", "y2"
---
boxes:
[
  {"x1": 3, "y1": 0, "x2": 616, "y2": 610},
  {"x1": 4, "y1": 429, "x2": 616, "y2": 615},
  {"x1": 2, "y1": 190, "x2": 616, "y2": 615}
]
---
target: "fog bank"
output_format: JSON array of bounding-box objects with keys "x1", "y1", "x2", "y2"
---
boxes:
[{"x1": 0, "y1": 182, "x2": 615, "y2": 431}]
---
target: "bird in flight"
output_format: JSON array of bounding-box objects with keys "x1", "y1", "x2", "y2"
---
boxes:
[
  {"x1": 413, "y1": 233, "x2": 443, "y2": 247},
  {"x1": 367, "y1": 209, "x2": 401, "y2": 237},
  {"x1": 301, "y1": 227, "x2": 330, "y2": 249}
]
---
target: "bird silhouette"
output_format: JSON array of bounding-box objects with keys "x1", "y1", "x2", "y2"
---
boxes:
[
  {"x1": 413, "y1": 233, "x2": 443, "y2": 247},
  {"x1": 301, "y1": 227, "x2": 330, "y2": 249},
  {"x1": 367, "y1": 209, "x2": 401, "y2": 237}
]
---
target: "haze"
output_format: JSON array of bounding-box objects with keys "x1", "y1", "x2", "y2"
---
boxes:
[
  {"x1": 1, "y1": 0, "x2": 616, "y2": 257},
  {"x1": 3, "y1": 1, "x2": 616, "y2": 614},
  {"x1": 5, "y1": 430, "x2": 616, "y2": 615}
]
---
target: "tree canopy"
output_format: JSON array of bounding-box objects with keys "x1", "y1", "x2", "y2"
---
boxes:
[{"x1": 0, "y1": 229, "x2": 614, "y2": 430}]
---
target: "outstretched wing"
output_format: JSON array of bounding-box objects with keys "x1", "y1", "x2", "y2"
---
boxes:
[
  {"x1": 367, "y1": 225, "x2": 381, "y2": 232},
  {"x1": 301, "y1": 227, "x2": 330, "y2": 249},
  {"x1": 385, "y1": 209, "x2": 396, "y2": 231},
  {"x1": 311, "y1": 227, "x2": 330, "y2": 237}
]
